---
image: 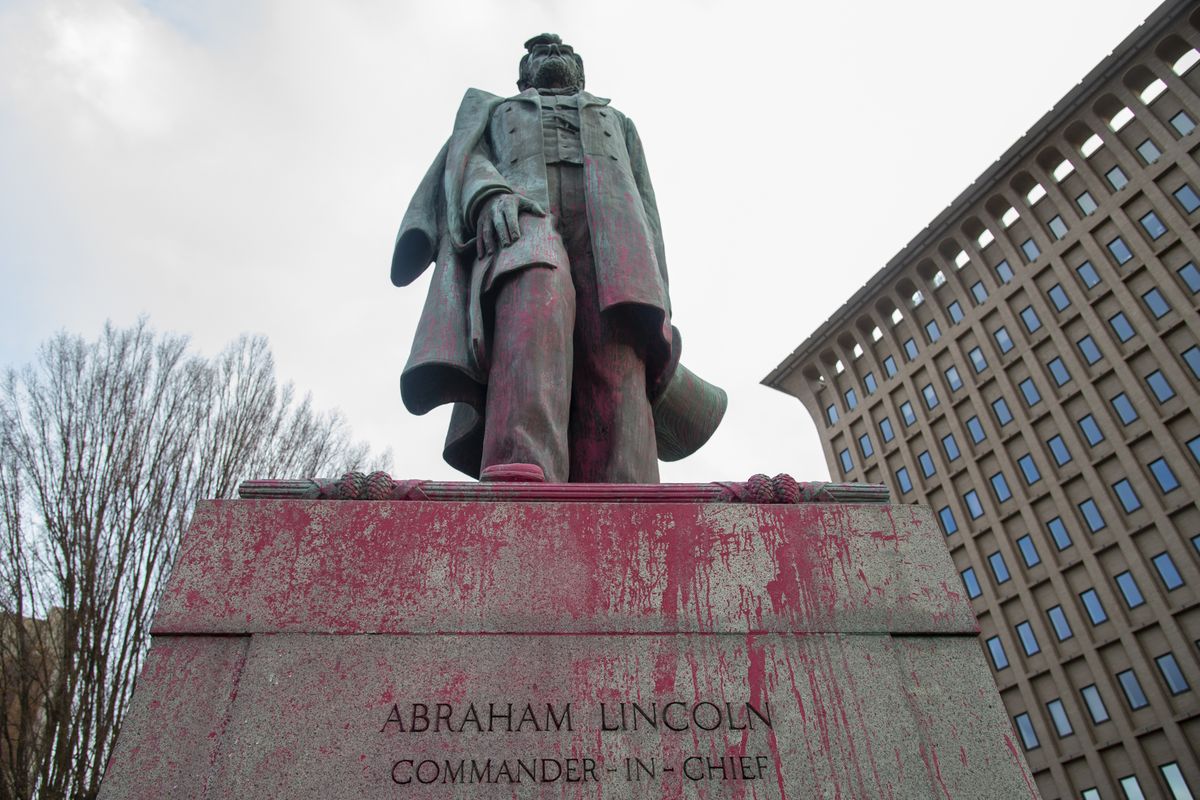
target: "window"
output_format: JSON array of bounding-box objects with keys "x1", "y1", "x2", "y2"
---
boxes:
[
  {"x1": 992, "y1": 397, "x2": 1013, "y2": 426},
  {"x1": 1016, "y1": 621, "x2": 1040, "y2": 655},
  {"x1": 1120, "y1": 776, "x2": 1148, "y2": 800},
  {"x1": 1113, "y1": 573, "x2": 1145, "y2": 612},
  {"x1": 1108, "y1": 311, "x2": 1134, "y2": 342},
  {"x1": 1161, "y1": 762, "x2": 1195, "y2": 800},
  {"x1": 883, "y1": 355, "x2": 898, "y2": 377},
  {"x1": 995, "y1": 260, "x2": 1014, "y2": 283},
  {"x1": 1139, "y1": 290, "x2": 1172, "y2": 322},
  {"x1": 1156, "y1": 652, "x2": 1190, "y2": 694},
  {"x1": 895, "y1": 466, "x2": 913, "y2": 494},
  {"x1": 990, "y1": 550, "x2": 1011, "y2": 582},
  {"x1": 1148, "y1": 458, "x2": 1179, "y2": 493},
  {"x1": 1140, "y1": 210, "x2": 1168, "y2": 239},
  {"x1": 844, "y1": 388, "x2": 858, "y2": 410},
  {"x1": 968, "y1": 346, "x2": 988, "y2": 373},
  {"x1": 964, "y1": 489, "x2": 984, "y2": 519},
  {"x1": 1191, "y1": 435, "x2": 1200, "y2": 464},
  {"x1": 960, "y1": 565, "x2": 980, "y2": 597},
  {"x1": 947, "y1": 300, "x2": 964, "y2": 323},
  {"x1": 942, "y1": 433, "x2": 960, "y2": 461},
  {"x1": 1111, "y1": 392, "x2": 1139, "y2": 425},
  {"x1": 1019, "y1": 305, "x2": 1042, "y2": 333},
  {"x1": 986, "y1": 636, "x2": 1009, "y2": 670},
  {"x1": 1137, "y1": 137, "x2": 1162, "y2": 163},
  {"x1": 1017, "y1": 454, "x2": 1041, "y2": 485},
  {"x1": 1185, "y1": 345, "x2": 1200, "y2": 379},
  {"x1": 1047, "y1": 434, "x2": 1072, "y2": 466},
  {"x1": 1174, "y1": 183, "x2": 1200, "y2": 213},
  {"x1": 1014, "y1": 713, "x2": 1038, "y2": 750},
  {"x1": 1017, "y1": 534, "x2": 1040, "y2": 567},
  {"x1": 1046, "y1": 699, "x2": 1073, "y2": 737},
  {"x1": 944, "y1": 365, "x2": 963, "y2": 392},
  {"x1": 1047, "y1": 357, "x2": 1071, "y2": 386},
  {"x1": 1078, "y1": 413, "x2": 1104, "y2": 445},
  {"x1": 878, "y1": 417, "x2": 895, "y2": 443},
  {"x1": 970, "y1": 281, "x2": 988, "y2": 304},
  {"x1": 1076, "y1": 260, "x2": 1102, "y2": 288},
  {"x1": 1171, "y1": 109, "x2": 1197, "y2": 135},
  {"x1": 858, "y1": 433, "x2": 873, "y2": 458},
  {"x1": 939, "y1": 506, "x2": 959, "y2": 536},
  {"x1": 1047, "y1": 517, "x2": 1072, "y2": 550},
  {"x1": 1117, "y1": 668, "x2": 1148, "y2": 708},
  {"x1": 1107, "y1": 236, "x2": 1134, "y2": 265},
  {"x1": 922, "y1": 383, "x2": 939, "y2": 410},
  {"x1": 1106, "y1": 165, "x2": 1129, "y2": 190},
  {"x1": 839, "y1": 448, "x2": 853, "y2": 473},
  {"x1": 1080, "y1": 685, "x2": 1110, "y2": 724},
  {"x1": 925, "y1": 319, "x2": 941, "y2": 343},
  {"x1": 1077, "y1": 335, "x2": 1102, "y2": 365},
  {"x1": 989, "y1": 473, "x2": 1011, "y2": 504},
  {"x1": 863, "y1": 372, "x2": 878, "y2": 394},
  {"x1": 1048, "y1": 605, "x2": 1073, "y2": 641},
  {"x1": 1076, "y1": 190, "x2": 1098, "y2": 215},
  {"x1": 1081, "y1": 588, "x2": 1108, "y2": 625},
  {"x1": 1146, "y1": 369, "x2": 1176, "y2": 403},
  {"x1": 1018, "y1": 377, "x2": 1042, "y2": 407},
  {"x1": 826, "y1": 404, "x2": 839, "y2": 425},
  {"x1": 1048, "y1": 215, "x2": 1068, "y2": 240},
  {"x1": 1047, "y1": 283, "x2": 1070, "y2": 311},
  {"x1": 1152, "y1": 552, "x2": 1184, "y2": 590},
  {"x1": 1079, "y1": 498, "x2": 1106, "y2": 532},
  {"x1": 993, "y1": 326, "x2": 1014, "y2": 353},
  {"x1": 900, "y1": 401, "x2": 916, "y2": 426},
  {"x1": 903, "y1": 338, "x2": 918, "y2": 361},
  {"x1": 1112, "y1": 478, "x2": 1142, "y2": 513},
  {"x1": 918, "y1": 450, "x2": 936, "y2": 478},
  {"x1": 966, "y1": 415, "x2": 986, "y2": 444},
  {"x1": 1020, "y1": 238, "x2": 1040, "y2": 262}
]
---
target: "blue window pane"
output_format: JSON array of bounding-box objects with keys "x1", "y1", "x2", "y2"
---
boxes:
[
  {"x1": 944, "y1": 365, "x2": 963, "y2": 392},
  {"x1": 1185, "y1": 345, "x2": 1200, "y2": 379},
  {"x1": 1108, "y1": 311, "x2": 1134, "y2": 342},
  {"x1": 1076, "y1": 260, "x2": 1101, "y2": 288},
  {"x1": 1120, "y1": 776, "x2": 1146, "y2": 800},
  {"x1": 1048, "y1": 216, "x2": 1068, "y2": 240},
  {"x1": 966, "y1": 415, "x2": 986, "y2": 443},
  {"x1": 995, "y1": 259, "x2": 1015, "y2": 283},
  {"x1": 1142, "y1": 287, "x2": 1171, "y2": 318},
  {"x1": 1137, "y1": 138, "x2": 1162, "y2": 163},
  {"x1": 986, "y1": 636, "x2": 1009, "y2": 670},
  {"x1": 1111, "y1": 393, "x2": 1138, "y2": 425},
  {"x1": 1171, "y1": 110, "x2": 1197, "y2": 136},
  {"x1": 845, "y1": 388, "x2": 858, "y2": 410},
  {"x1": 1081, "y1": 589, "x2": 1108, "y2": 625},
  {"x1": 1139, "y1": 210, "x2": 1168, "y2": 240},
  {"x1": 1047, "y1": 516, "x2": 1072, "y2": 550},
  {"x1": 900, "y1": 401, "x2": 916, "y2": 426},
  {"x1": 969, "y1": 346, "x2": 988, "y2": 373},
  {"x1": 942, "y1": 433, "x2": 960, "y2": 461},
  {"x1": 1146, "y1": 369, "x2": 1176, "y2": 403},
  {"x1": 1077, "y1": 335, "x2": 1102, "y2": 365},
  {"x1": 994, "y1": 326, "x2": 1014, "y2": 353},
  {"x1": 839, "y1": 449, "x2": 853, "y2": 473},
  {"x1": 1115, "y1": 570, "x2": 1145, "y2": 608},
  {"x1": 879, "y1": 417, "x2": 895, "y2": 442},
  {"x1": 1047, "y1": 435, "x2": 1072, "y2": 466},
  {"x1": 922, "y1": 383, "x2": 939, "y2": 410},
  {"x1": 918, "y1": 450, "x2": 936, "y2": 478},
  {"x1": 1156, "y1": 653, "x2": 1189, "y2": 695},
  {"x1": 992, "y1": 397, "x2": 1013, "y2": 426},
  {"x1": 1079, "y1": 498, "x2": 1106, "y2": 532},
  {"x1": 1019, "y1": 378, "x2": 1042, "y2": 407},
  {"x1": 1106, "y1": 165, "x2": 1129, "y2": 191},
  {"x1": 1021, "y1": 238, "x2": 1041, "y2": 262},
  {"x1": 883, "y1": 355, "x2": 898, "y2": 377},
  {"x1": 1014, "y1": 713, "x2": 1038, "y2": 750},
  {"x1": 1080, "y1": 685, "x2": 1109, "y2": 723},
  {"x1": 895, "y1": 466, "x2": 913, "y2": 494},
  {"x1": 1190, "y1": 435, "x2": 1200, "y2": 464},
  {"x1": 858, "y1": 434, "x2": 874, "y2": 458},
  {"x1": 947, "y1": 300, "x2": 964, "y2": 323},
  {"x1": 904, "y1": 338, "x2": 919, "y2": 361},
  {"x1": 1152, "y1": 552, "x2": 1184, "y2": 590},
  {"x1": 961, "y1": 566, "x2": 980, "y2": 596},
  {"x1": 1047, "y1": 357, "x2": 1071, "y2": 386},
  {"x1": 1107, "y1": 236, "x2": 1133, "y2": 265},
  {"x1": 939, "y1": 506, "x2": 959, "y2": 535},
  {"x1": 1078, "y1": 414, "x2": 1104, "y2": 445},
  {"x1": 1117, "y1": 669, "x2": 1148, "y2": 708},
  {"x1": 1047, "y1": 283, "x2": 1070, "y2": 311},
  {"x1": 1048, "y1": 605, "x2": 1073, "y2": 641},
  {"x1": 1077, "y1": 191, "x2": 1098, "y2": 215},
  {"x1": 971, "y1": 281, "x2": 988, "y2": 304},
  {"x1": 925, "y1": 319, "x2": 941, "y2": 343},
  {"x1": 1161, "y1": 764, "x2": 1193, "y2": 800},
  {"x1": 991, "y1": 471, "x2": 1012, "y2": 502},
  {"x1": 1046, "y1": 699, "x2": 1073, "y2": 737},
  {"x1": 1112, "y1": 478, "x2": 1142, "y2": 513},
  {"x1": 1017, "y1": 454, "x2": 1041, "y2": 485},
  {"x1": 1175, "y1": 183, "x2": 1200, "y2": 212},
  {"x1": 1148, "y1": 457, "x2": 1179, "y2": 493},
  {"x1": 826, "y1": 404, "x2": 839, "y2": 425},
  {"x1": 964, "y1": 489, "x2": 984, "y2": 519},
  {"x1": 864, "y1": 372, "x2": 878, "y2": 394},
  {"x1": 1016, "y1": 621, "x2": 1040, "y2": 655},
  {"x1": 1020, "y1": 305, "x2": 1042, "y2": 333},
  {"x1": 1181, "y1": 262, "x2": 1200, "y2": 293},
  {"x1": 1017, "y1": 534, "x2": 1040, "y2": 567}
]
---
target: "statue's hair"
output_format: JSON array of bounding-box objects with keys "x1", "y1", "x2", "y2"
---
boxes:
[{"x1": 517, "y1": 33, "x2": 585, "y2": 91}]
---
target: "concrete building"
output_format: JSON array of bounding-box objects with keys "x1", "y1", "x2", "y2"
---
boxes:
[{"x1": 764, "y1": 2, "x2": 1200, "y2": 798}]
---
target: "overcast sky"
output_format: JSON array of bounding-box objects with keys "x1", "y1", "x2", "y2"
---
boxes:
[{"x1": 0, "y1": 0, "x2": 1164, "y2": 484}]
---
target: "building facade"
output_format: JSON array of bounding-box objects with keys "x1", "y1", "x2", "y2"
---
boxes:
[{"x1": 764, "y1": 2, "x2": 1200, "y2": 798}]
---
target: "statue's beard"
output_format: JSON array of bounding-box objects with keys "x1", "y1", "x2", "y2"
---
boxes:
[{"x1": 532, "y1": 57, "x2": 581, "y2": 90}]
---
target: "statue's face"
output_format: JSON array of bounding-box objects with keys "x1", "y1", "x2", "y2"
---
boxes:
[{"x1": 526, "y1": 42, "x2": 583, "y2": 90}]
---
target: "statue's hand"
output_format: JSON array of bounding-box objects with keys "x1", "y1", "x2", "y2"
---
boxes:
[{"x1": 475, "y1": 193, "x2": 544, "y2": 260}]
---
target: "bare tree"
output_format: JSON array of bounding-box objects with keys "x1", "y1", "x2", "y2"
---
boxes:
[{"x1": 0, "y1": 321, "x2": 385, "y2": 800}]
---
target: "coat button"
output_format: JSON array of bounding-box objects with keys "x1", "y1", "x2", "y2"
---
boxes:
[{"x1": 603, "y1": 131, "x2": 612, "y2": 137}]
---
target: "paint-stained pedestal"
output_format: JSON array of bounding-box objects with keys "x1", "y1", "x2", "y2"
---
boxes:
[{"x1": 99, "y1": 497, "x2": 1039, "y2": 798}]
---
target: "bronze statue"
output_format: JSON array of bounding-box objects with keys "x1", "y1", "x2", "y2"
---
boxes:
[{"x1": 391, "y1": 34, "x2": 724, "y2": 483}]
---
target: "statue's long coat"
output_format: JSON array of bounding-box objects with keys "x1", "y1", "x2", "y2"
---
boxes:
[{"x1": 391, "y1": 88, "x2": 678, "y2": 477}]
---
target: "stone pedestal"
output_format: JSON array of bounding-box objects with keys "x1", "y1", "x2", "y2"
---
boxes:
[{"x1": 99, "y1": 494, "x2": 1039, "y2": 798}]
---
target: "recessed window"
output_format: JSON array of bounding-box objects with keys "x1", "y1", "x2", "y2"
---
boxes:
[
  {"x1": 970, "y1": 281, "x2": 988, "y2": 304},
  {"x1": 1185, "y1": 345, "x2": 1200, "y2": 379},
  {"x1": 922, "y1": 383, "x2": 938, "y2": 410},
  {"x1": 900, "y1": 401, "x2": 916, "y2": 426},
  {"x1": 1119, "y1": 776, "x2": 1147, "y2": 800},
  {"x1": 993, "y1": 326, "x2": 1014, "y2": 353},
  {"x1": 1076, "y1": 260, "x2": 1102, "y2": 288},
  {"x1": 1115, "y1": 570, "x2": 1145, "y2": 608},
  {"x1": 1146, "y1": 369, "x2": 1176, "y2": 403},
  {"x1": 939, "y1": 505, "x2": 959, "y2": 536},
  {"x1": 1111, "y1": 392, "x2": 1138, "y2": 425},
  {"x1": 1152, "y1": 552, "x2": 1184, "y2": 590},
  {"x1": 1018, "y1": 377, "x2": 1042, "y2": 407},
  {"x1": 942, "y1": 433, "x2": 960, "y2": 461},
  {"x1": 1156, "y1": 652, "x2": 1190, "y2": 695},
  {"x1": 844, "y1": 388, "x2": 858, "y2": 410},
  {"x1": 1174, "y1": 183, "x2": 1200, "y2": 213},
  {"x1": 1016, "y1": 534, "x2": 1040, "y2": 567},
  {"x1": 1047, "y1": 356, "x2": 1071, "y2": 386},
  {"x1": 1082, "y1": 133, "x2": 1105, "y2": 157},
  {"x1": 1080, "y1": 685, "x2": 1109, "y2": 724},
  {"x1": 826, "y1": 404, "x2": 839, "y2": 425},
  {"x1": 1112, "y1": 478, "x2": 1142, "y2": 513},
  {"x1": 1076, "y1": 190, "x2": 1098, "y2": 215},
  {"x1": 1148, "y1": 457, "x2": 1179, "y2": 494},
  {"x1": 1047, "y1": 517, "x2": 1072, "y2": 550},
  {"x1": 990, "y1": 471, "x2": 1012, "y2": 502},
  {"x1": 1106, "y1": 165, "x2": 1129, "y2": 190},
  {"x1": 1107, "y1": 236, "x2": 1133, "y2": 265},
  {"x1": 1078, "y1": 413, "x2": 1104, "y2": 445},
  {"x1": 1016, "y1": 621, "x2": 1040, "y2": 655},
  {"x1": 1160, "y1": 762, "x2": 1195, "y2": 800},
  {"x1": 986, "y1": 635, "x2": 1009, "y2": 670},
  {"x1": 1190, "y1": 435, "x2": 1200, "y2": 464},
  {"x1": 992, "y1": 397, "x2": 1013, "y2": 426},
  {"x1": 878, "y1": 417, "x2": 895, "y2": 442},
  {"x1": 1108, "y1": 311, "x2": 1134, "y2": 342},
  {"x1": 1048, "y1": 605, "x2": 1073, "y2": 641},
  {"x1": 1047, "y1": 215, "x2": 1068, "y2": 240},
  {"x1": 1079, "y1": 498, "x2": 1106, "y2": 532},
  {"x1": 964, "y1": 489, "x2": 984, "y2": 519},
  {"x1": 839, "y1": 448, "x2": 853, "y2": 474},
  {"x1": 863, "y1": 371, "x2": 877, "y2": 394},
  {"x1": 1170, "y1": 109, "x2": 1196, "y2": 135},
  {"x1": 904, "y1": 338, "x2": 919, "y2": 361},
  {"x1": 1137, "y1": 137, "x2": 1162, "y2": 163},
  {"x1": 1014, "y1": 712, "x2": 1038, "y2": 750},
  {"x1": 858, "y1": 433, "x2": 874, "y2": 458},
  {"x1": 1077, "y1": 334, "x2": 1102, "y2": 365},
  {"x1": 1020, "y1": 238, "x2": 1040, "y2": 262},
  {"x1": 883, "y1": 355, "x2": 898, "y2": 377},
  {"x1": 968, "y1": 346, "x2": 988, "y2": 373},
  {"x1": 966, "y1": 415, "x2": 986, "y2": 444},
  {"x1": 1047, "y1": 283, "x2": 1070, "y2": 311},
  {"x1": 989, "y1": 550, "x2": 1010, "y2": 583},
  {"x1": 1019, "y1": 305, "x2": 1042, "y2": 333},
  {"x1": 1117, "y1": 668, "x2": 1147, "y2": 708},
  {"x1": 1000, "y1": 207, "x2": 1020, "y2": 227},
  {"x1": 944, "y1": 365, "x2": 963, "y2": 392},
  {"x1": 960, "y1": 565, "x2": 980, "y2": 596},
  {"x1": 1017, "y1": 454, "x2": 1041, "y2": 485},
  {"x1": 978, "y1": 229, "x2": 995, "y2": 248},
  {"x1": 1053, "y1": 159, "x2": 1076, "y2": 181},
  {"x1": 1139, "y1": 210, "x2": 1168, "y2": 240},
  {"x1": 895, "y1": 466, "x2": 913, "y2": 494},
  {"x1": 1046, "y1": 699, "x2": 1073, "y2": 737},
  {"x1": 1047, "y1": 434, "x2": 1072, "y2": 466},
  {"x1": 1141, "y1": 287, "x2": 1170, "y2": 318},
  {"x1": 994, "y1": 259, "x2": 1014, "y2": 283},
  {"x1": 947, "y1": 300, "x2": 964, "y2": 323},
  {"x1": 918, "y1": 450, "x2": 936, "y2": 478},
  {"x1": 925, "y1": 319, "x2": 941, "y2": 343},
  {"x1": 1080, "y1": 588, "x2": 1108, "y2": 625}
]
